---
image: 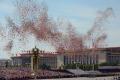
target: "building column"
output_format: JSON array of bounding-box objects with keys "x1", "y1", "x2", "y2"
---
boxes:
[{"x1": 57, "y1": 54, "x2": 64, "y2": 69}]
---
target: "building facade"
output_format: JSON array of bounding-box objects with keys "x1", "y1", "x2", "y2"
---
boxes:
[
  {"x1": 63, "y1": 53, "x2": 98, "y2": 65},
  {"x1": 105, "y1": 47, "x2": 120, "y2": 65},
  {"x1": 11, "y1": 47, "x2": 120, "y2": 69},
  {"x1": 11, "y1": 47, "x2": 103, "y2": 69}
]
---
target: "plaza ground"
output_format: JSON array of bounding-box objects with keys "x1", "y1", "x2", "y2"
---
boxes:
[{"x1": 40, "y1": 76, "x2": 117, "y2": 80}]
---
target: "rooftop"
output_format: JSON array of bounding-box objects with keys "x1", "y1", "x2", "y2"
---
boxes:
[{"x1": 11, "y1": 47, "x2": 120, "y2": 58}]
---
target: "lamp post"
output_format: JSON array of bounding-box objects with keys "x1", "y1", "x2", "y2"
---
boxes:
[{"x1": 31, "y1": 46, "x2": 39, "y2": 79}]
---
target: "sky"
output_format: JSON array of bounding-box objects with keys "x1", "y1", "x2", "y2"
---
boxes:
[{"x1": 0, "y1": 0, "x2": 120, "y2": 59}]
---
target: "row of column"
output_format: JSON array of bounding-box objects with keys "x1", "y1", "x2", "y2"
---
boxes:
[{"x1": 64, "y1": 54, "x2": 98, "y2": 65}]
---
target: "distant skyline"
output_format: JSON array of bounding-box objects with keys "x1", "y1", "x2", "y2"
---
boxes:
[{"x1": 0, "y1": 0, "x2": 120, "y2": 58}]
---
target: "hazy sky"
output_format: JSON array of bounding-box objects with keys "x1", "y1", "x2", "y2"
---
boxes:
[{"x1": 0, "y1": 0, "x2": 120, "y2": 58}]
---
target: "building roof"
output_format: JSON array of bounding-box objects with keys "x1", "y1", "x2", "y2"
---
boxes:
[
  {"x1": 104, "y1": 47, "x2": 120, "y2": 53},
  {"x1": 11, "y1": 47, "x2": 120, "y2": 58}
]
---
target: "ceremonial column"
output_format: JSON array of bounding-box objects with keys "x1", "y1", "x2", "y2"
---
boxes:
[{"x1": 31, "y1": 46, "x2": 39, "y2": 75}]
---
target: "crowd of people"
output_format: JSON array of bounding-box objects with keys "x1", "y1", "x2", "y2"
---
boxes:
[
  {"x1": 0, "y1": 67, "x2": 73, "y2": 80},
  {"x1": 0, "y1": 67, "x2": 120, "y2": 80}
]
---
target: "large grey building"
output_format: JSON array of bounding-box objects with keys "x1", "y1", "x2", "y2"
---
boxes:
[
  {"x1": 105, "y1": 47, "x2": 120, "y2": 64},
  {"x1": 11, "y1": 47, "x2": 120, "y2": 69},
  {"x1": 11, "y1": 47, "x2": 104, "y2": 69}
]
